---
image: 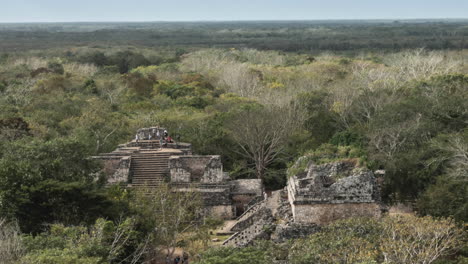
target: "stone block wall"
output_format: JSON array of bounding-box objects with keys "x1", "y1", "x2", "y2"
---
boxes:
[
  {"x1": 293, "y1": 203, "x2": 381, "y2": 224},
  {"x1": 230, "y1": 179, "x2": 263, "y2": 216},
  {"x1": 171, "y1": 183, "x2": 234, "y2": 219},
  {"x1": 169, "y1": 155, "x2": 223, "y2": 183},
  {"x1": 231, "y1": 179, "x2": 263, "y2": 196},
  {"x1": 288, "y1": 160, "x2": 382, "y2": 225},
  {"x1": 95, "y1": 156, "x2": 131, "y2": 184},
  {"x1": 136, "y1": 127, "x2": 166, "y2": 140},
  {"x1": 204, "y1": 205, "x2": 235, "y2": 219}
]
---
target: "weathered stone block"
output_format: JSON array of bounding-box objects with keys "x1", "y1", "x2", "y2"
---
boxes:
[
  {"x1": 293, "y1": 203, "x2": 381, "y2": 224},
  {"x1": 169, "y1": 155, "x2": 224, "y2": 183},
  {"x1": 288, "y1": 160, "x2": 382, "y2": 224}
]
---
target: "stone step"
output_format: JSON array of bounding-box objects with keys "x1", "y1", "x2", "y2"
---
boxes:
[
  {"x1": 131, "y1": 156, "x2": 171, "y2": 158},
  {"x1": 132, "y1": 179, "x2": 164, "y2": 182},
  {"x1": 132, "y1": 175, "x2": 164, "y2": 180},
  {"x1": 132, "y1": 169, "x2": 166, "y2": 171},
  {"x1": 132, "y1": 174, "x2": 165, "y2": 177},
  {"x1": 131, "y1": 157, "x2": 171, "y2": 159},
  {"x1": 132, "y1": 159, "x2": 169, "y2": 161},
  {"x1": 133, "y1": 171, "x2": 165, "y2": 173},
  {"x1": 132, "y1": 166, "x2": 166, "y2": 168},
  {"x1": 133, "y1": 171, "x2": 166, "y2": 173},
  {"x1": 133, "y1": 175, "x2": 164, "y2": 178},
  {"x1": 132, "y1": 177, "x2": 164, "y2": 180},
  {"x1": 132, "y1": 153, "x2": 171, "y2": 155},
  {"x1": 132, "y1": 171, "x2": 166, "y2": 174},
  {"x1": 132, "y1": 180, "x2": 164, "y2": 182},
  {"x1": 131, "y1": 183, "x2": 164, "y2": 187},
  {"x1": 132, "y1": 165, "x2": 167, "y2": 167},
  {"x1": 131, "y1": 155, "x2": 171, "y2": 158},
  {"x1": 133, "y1": 173, "x2": 164, "y2": 175},
  {"x1": 132, "y1": 179, "x2": 165, "y2": 182},
  {"x1": 131, "y1": 163, "x2": 167, "y2": 166},
  {"x1": 132, "y1": 161, "x2": 169, "y2": 163},
  {"x1": 128, "y1": 151, "x2": 175, "y2": 187}
]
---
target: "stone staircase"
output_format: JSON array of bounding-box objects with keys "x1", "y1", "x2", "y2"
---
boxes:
[
  {"x1": 222, "y1": 197, "x2": 274, "y2": 247},
  {"x1": 230, "y1": 199, "x2": 266, "y2": 232},
  {"x1": 222, "y1": 191, "x2": 283, "y2": 247},
  {"x1": 130, "y1": 151, "x2": 175, "y2": 187},
  {"x1": 222, "y1": 217, "x2": 270, "y2": 247}
]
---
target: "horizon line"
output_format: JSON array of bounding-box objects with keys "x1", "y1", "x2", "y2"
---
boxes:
[{"x1": 1, "y1": 18, "x2": 468, "y2": 24}]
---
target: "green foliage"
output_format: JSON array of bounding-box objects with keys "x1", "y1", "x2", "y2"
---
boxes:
[
  {"x1": 17, "y1": 180, "x2": 116, "y2": 234},
  {"x1": 78, "y1": 51, "x2": 108, "y2": 66},
  {"x1": 129, "y1": 184, "x2": 204, "y2": 256},
  {"x1": 0, "y1": 37, "x2": 466, "y2": 260},
  {"x1": 83, "y1": 79, "x2": 99, "y2": 94},
  {"x1": 196, "y1": 247, "x2": 269, "y2": 264},
  {"x1": 290, "y1": 218, "x2": 381, "y2": 264},
  {"x1": 330, "y1": 130, "x2": 364, "y2": 147},
  {"x1": 21, "y1": 218, "x2": 142, "y2": 264},
  {"x1": 123, "y1": 71, "x2": 155, "y2": 98},
  {"x1": 418, "y1": 176, "x2": 468, "y2": 222},
  {"x1": 0, "y1": 117, "x2": 31, "y2": 141},
  {"x1": 289, "y1": 216, "x2": 466, "y2": 264},
  {"x1": 288, "y1": 144, "x2": 366, "y2": 177},
  {"x1": 0, "y1": 81, "x2": 6, "y2": 93},
  {"x1": 0, "y1": 138, "x2": 122, "y2": 233},
  {"x1": 299, "y1": 91, "x2": 338, "y2": 147},
  {"x1": 109, "y1": 51, "x2": 150, "y2": 73},
  {"x1": 47, "y1": 61, "x2": 65, "y2": 75},
  {"x1": 20, "y1": 248, "x2": 102, "y2": 264},
  {"x1": 362, "y1": 74, "x2": 468, "y2": 200},
  {"x1": 196, "y1": 241, "x2": 289, "y2": 264}
]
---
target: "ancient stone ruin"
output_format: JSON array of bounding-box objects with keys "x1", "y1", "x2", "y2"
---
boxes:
[
  {"x1": 223, "y1": 159, "x2": 382, "y2": 247},
  {"x1": 94, "y1": 127, "x2": 263, "y2": 219},
  {"x1": 95, "y1": 128, "x2": 382, "y2": 247},
  {"x1": 287, "y1": 159, "x2": 382, "y2": 225}
]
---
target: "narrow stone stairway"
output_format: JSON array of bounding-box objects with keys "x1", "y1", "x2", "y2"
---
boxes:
[
  {"x1": 222, "y1": 190, "x2": 283, "y2": 247},
  {"x1": 130, "y1": 149, "x2": 180, "y2": 187}
]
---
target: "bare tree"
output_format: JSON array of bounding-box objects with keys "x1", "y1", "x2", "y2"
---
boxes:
[
  {"x1": 227, "y1": 105, "x2": 301, "y2": 180},
  {"x1": 0, "y1": 218, "x2": 24, "y2": 264},
  {"x1": 381, "y1": 215, "x2": 465, "y2": 264},
  {"x1": 98, "y1": 79, "x2": 125, "y2": 105},
  {"x1": 385, "y1": 49, "x2": 460, "y2": 81},
  {"x1": 432, "y1": 132, "x2": 468, "y2": 182},
  {"x1": 368, "y1": 114, "x2": 423, "y2": 160}
]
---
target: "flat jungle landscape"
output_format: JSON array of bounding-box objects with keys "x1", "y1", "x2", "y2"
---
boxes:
[{"x1": 1, "y1": 18, "x2": 467, "y2": 264}]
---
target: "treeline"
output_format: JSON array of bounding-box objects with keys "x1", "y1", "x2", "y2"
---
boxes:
[
  {"x1": 1, "y1": 21, "x2": 468, "y2": 52},
  {"x1": 0, "y1": 46, "x2": 467, "y2": 262}
]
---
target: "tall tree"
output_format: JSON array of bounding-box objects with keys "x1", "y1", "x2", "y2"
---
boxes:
[{"x1": 227, "y1": 105, "x2": 299, "y2": 181}]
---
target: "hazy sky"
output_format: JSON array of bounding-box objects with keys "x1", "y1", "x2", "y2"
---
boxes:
[{"x1": 1, "y1": 0, "x2": 467, "y2": 23}]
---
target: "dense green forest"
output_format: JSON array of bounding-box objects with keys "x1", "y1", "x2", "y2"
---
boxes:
[
  {"x1": 2, "y1": 20, "x2": 468, "y2": 52},
  {"x1": 0, "y1": 21, "x2": 467, "y2": 263}
]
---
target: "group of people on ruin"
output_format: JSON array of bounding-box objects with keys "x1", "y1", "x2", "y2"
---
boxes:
[{"x1": 134, "y1": 127, "x2": 175, "y2": 148}]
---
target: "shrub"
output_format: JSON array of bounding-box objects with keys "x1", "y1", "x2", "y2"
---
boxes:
[
  {"x1": 289, "y1": 218, "x2": 381, "y2": 264},
  {"x1": 289, "y1": 216, "x2": 465, "y2": 264}
]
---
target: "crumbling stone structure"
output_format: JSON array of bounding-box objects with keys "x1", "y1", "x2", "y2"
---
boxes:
[
  {"x1": 94, "y1": 127, "x2": 263, "y2": 220},
  {"x1": 287, "y1": 160, "x2": 382, "y2": 224},
  {"x1": 231, "y1": 179, "x2": 263, "y2": 215},
  {"x1": 169, "y1": 155, "x2": 226, "y2": 183},
  {"x1": 95, "y1": 128, "x2": 383, "y2": 248}
]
